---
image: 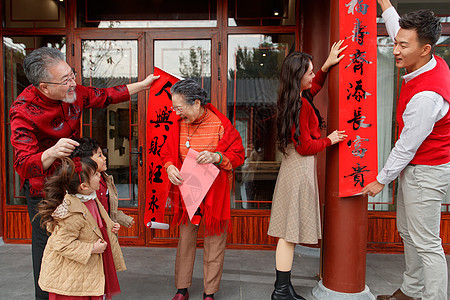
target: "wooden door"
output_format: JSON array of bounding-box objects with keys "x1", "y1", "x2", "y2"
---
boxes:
[
  {"x1": 145, "y1": 33, "x2": 219, "y2": 247},
  {"x1": 75, "y1": 32, "x2": 147, "y2": 246}
]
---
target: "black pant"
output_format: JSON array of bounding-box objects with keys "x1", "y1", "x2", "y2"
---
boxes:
[{"x1": 24, "y1": 181, "x2": 49, "y2": 300}]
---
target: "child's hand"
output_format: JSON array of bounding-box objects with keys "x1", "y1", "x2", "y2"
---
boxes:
[
  {"x1": 92, "y1": 239, "x2": 107, "y2": 254},
  {"x1": 112, "y1": 223, "x2": 120, "y2": 234}
]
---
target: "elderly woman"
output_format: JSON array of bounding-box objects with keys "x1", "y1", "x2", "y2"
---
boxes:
[{"x1": 161, "y1": 79, "x2": 245, "y2": 300}]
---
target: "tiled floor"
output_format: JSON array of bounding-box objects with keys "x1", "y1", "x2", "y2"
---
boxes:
[{"x1": 1, "y1": 243, "x2": 449, "y2": 299}]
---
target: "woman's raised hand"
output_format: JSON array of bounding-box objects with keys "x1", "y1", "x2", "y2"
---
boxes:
[
  {"x1": 327, "y1": 130, "x2": 347, "y2": 145},
  {"x1": 321, "y1": 40, "x2": 348, "y2": 72}
]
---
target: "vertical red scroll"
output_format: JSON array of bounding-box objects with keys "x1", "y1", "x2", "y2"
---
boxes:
[
  {"x1": 338, "y1": 0, "x2": 378, "y2": 197},
  {"x1": 144, "y1": 67, "x2": 180, "y2": 225}
]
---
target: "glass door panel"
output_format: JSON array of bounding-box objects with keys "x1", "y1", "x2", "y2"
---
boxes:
[
  {"x1": 81, "y1": 40, "x2": 139, "y2": 207},
  {"x1": 227, "y1": 34, "x2": 295, "y2": 209},
  {"x1": 152, "y1": 39, "x2": 211, "y2": 216},
  {"x1": 154, "y1": 40, "x2": 211, "y2": 101},
  {"x1": 4, "y1": 36, "x2": 66, "y2": 205}
]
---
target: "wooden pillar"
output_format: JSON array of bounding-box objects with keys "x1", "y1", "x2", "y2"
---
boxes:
[
  {"x1": 312, "y1": 0, "x2": 375, "y2": 298},
  {"x1": 321, "y1": 0, "x2": 369, "y2": 292}
]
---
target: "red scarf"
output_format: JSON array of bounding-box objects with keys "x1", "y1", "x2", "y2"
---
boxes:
[{"x1": 161, "y1": 104, "x2": 245, "y2": 236}]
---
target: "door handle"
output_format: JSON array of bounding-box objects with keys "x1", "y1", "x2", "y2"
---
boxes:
[{"x1": 130, "y1": 146, "x2": 143, "y2": 166}]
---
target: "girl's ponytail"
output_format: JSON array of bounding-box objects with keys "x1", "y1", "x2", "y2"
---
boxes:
[{"x1": 37, "y1": 157, "x2": 97, "y2": 231}]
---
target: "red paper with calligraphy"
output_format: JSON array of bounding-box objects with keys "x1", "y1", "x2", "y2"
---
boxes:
[
  {"x1": 145, "y1": 67, "x2": 180, "y2": 225},
  {"x1": 338, "y1": 0, "x2": 377, "y2": 197}
]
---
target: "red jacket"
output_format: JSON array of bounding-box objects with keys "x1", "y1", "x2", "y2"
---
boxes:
[
  {"x1": 161, "y1": 104, "x2": 245, "y2": 236},
  {"x1": 10, "y1": 84, "x2": 130, "y2": 197},
  {"x1": 292, "y1": 69, "x2": 332, "y2": 155},
  {"x1": 396, "y1": 56, "x2": 450, "y2": 165}
]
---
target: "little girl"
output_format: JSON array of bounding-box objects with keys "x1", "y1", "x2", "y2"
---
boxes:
[{"x1": 37, "y1": 157, "x2": 125, "y2": 300}]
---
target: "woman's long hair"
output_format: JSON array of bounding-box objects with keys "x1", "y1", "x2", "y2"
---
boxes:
[
  {"x1": 303, "y1": 89, "x2": 326, "y2": 130},
  {"x1": 37, "y1": 157, "x2": 97, "y2": 232},
  {"x1": 276, "y1": 52, "x2": 313, "y2": 154}
]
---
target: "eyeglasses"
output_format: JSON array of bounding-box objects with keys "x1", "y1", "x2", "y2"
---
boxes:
[
  {"x1": 41, "y1": 69, "x2": 77, "y2": 86},
  {"x1": 171, "y1": 106, "x2": 185, "y2": 113}
]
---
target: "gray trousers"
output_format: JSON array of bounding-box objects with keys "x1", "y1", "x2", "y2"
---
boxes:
[{"x1": 397, "y1": 163, "x2": 450, "y2": 300}]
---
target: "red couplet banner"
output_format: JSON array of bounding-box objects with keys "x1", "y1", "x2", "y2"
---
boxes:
[
  {"x1": 144, "y1": 67, "x2": 180, "y2": 226},
  {"x1": 338, "y1": 0, "x2": 378, "y2": 197}
]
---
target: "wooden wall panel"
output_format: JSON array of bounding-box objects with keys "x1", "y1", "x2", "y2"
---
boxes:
[
  {"x1": 146, "y1": 211, "x2": 278, "y2": 249},
  {"x1": 440, "y1": 217, "x2": 450, "y2": 244},
  {"x1": 5, "y1": 210, "x2": 31, "y2": 241},
  {"x1": 5, "y1": 208, "x2": 450, "y2": 253},
  {"x1": 366, "y1": 212, "x2": 450, "y2": 253},
  {"x1": 227, "y1": 214, "x2": 277, "y2": 248}
]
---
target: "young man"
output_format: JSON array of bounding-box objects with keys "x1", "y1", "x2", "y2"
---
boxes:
[
  {"x1": 10, "y1": 47, "x2": 158, "y2": 299},
  {"x1": 71, "y1": 137, "x2": 135, "y2": 228},
  {"x1": 362, "y1": 1, "x2": 450, "y2": 300}
]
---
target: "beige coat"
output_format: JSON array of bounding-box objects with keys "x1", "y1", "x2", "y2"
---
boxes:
[
  {"x1": 39, "y1": 194, "x2": 126, "y2": 296},
  {"x1": 103, "y1": 173, "x2": 134, "y2": 227}
]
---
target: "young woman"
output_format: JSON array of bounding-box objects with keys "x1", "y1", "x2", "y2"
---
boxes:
[
  {"x1": 37, "y1": 157, "x2": 125, "y2": 299},
  {"x1": 268, "y1": 41, "x2": 347, "y2": 300}
]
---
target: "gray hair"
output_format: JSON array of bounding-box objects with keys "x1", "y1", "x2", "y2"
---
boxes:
[
  {"x1": 23, "y1": 47, "x2": 65, "y2": 87},
  {"x1": 170, "y1": 79, "x2": 208, "y2": 105}
]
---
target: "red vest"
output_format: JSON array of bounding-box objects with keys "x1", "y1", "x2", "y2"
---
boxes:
[{"x1": 396, "y1": 56, "x2": 450, "y2": 165}]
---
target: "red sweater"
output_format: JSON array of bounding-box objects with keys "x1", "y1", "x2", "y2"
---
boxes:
[
  {"x1": 397, "y1": 56, "x2": 450, "y2": 165},
  {"x1": 160, "y1": 104, "x2": 245, "y2": 236},
  {"x1": 10, "y1": 84, "x2": 130, "y2": 197},
  {"x1": 292, "y1": 69, "x2": 332, "y2": 155},
  {"x1": 97, "y1": 175, "x2": 110, "y2": 213}
]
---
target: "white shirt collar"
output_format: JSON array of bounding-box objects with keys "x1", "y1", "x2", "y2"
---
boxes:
[
  {"x1": 71, "y1": 191, "x2": 97, "y2": 202},
  {"x1": 403, "y1": 55, "x2": 437, "y2": 83}
]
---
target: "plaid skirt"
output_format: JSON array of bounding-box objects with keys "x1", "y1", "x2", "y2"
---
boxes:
[{"x1": 267, "y1": 144, "x2": 321, "y2": 244}]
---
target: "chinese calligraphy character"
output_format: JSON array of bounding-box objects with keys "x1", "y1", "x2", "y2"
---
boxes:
[
  {"x1": 149, "y1": 135, "x2": 168, "y2": 156},
  {"x1": 345, "y1": 0, "x2": 369, "y2": 15},
  {"x1": 344, "y1": 163, "x2": 370, "y2": 187},
  {"x1": 149, "y1": 106, "x2": 173, "y2": 131},
  {"x1": 347, "y1": 135, "x2": 370, "y2": 158},
  {"x1": 347, "y1": 107, "x2": 372, "y2": 130},
  {"x1": 149, "y1": 162, "x2": 164, "y2": 184},
  {"x1": 347, "y1": 79, "x2": 372, "y2": 102},
  {"x1": 155, "y1": 81, "x2": 173, "y2": 100},
  {"x1": 148, "y1": 189, "x2": 160, "y2": 213},
  {"x1": 346, "y1": 49, "x2": 372, "y2": 75},
  {"x1": 347, "y1": 18, "x2": 369, "y2": 45}
]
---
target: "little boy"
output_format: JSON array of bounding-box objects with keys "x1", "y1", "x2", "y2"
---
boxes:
[{"x1": 71, "y1": 137, "x2": 134, "y2": 228}]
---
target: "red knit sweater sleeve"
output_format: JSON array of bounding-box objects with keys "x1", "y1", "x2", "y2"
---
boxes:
[
  {"x1": 309, "y1": 69, "x2": 328, "y2": 97},
  {"x1": 79, "y1": 85, "x2": 130, "y2": 109},
  {"x1": 293, "y1": 102, "x2": 331, "y2": 156}
]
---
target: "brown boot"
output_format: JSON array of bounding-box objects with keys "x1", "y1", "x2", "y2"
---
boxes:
[{"x1": 377, "y1": 289, "x2": 421, "y2": 300}]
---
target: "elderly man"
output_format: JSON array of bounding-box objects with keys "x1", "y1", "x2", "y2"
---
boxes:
[
  {"x1": 362, "y1": 1, "x2": 450, "y2": 300},
  {"x1": 9, "y1": 47, "x2": 159, "y2": 300}
]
